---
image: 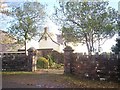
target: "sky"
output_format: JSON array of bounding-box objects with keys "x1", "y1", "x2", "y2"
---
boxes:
[
  {"x1": 0, "y1": 0, "x2": 120, "y2": 53},
  {"x1": 0, "y1": 0, "x2": 119, "y2": 31},
  {"x1": 0, "y1": 0, "x2": 119, "y2": 28}
]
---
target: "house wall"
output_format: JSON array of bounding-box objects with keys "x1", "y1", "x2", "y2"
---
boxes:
[
  {"x1": 20, "y1": 40, "x2": 39, "y2": 50},
  {"x1": 66, "y1": 43, "x2": 88, "y2": 53},
  {"x1": 39, "y1": 34, "x2": 60, "y2": 52}
]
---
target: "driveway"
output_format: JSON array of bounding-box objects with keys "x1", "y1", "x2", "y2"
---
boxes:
[
  {"x1": 2, "y1": 69, "x2": 119, "y2": 88},
  {"x1": 2, "y1": 69, "x2": 80, "y2": 88}
]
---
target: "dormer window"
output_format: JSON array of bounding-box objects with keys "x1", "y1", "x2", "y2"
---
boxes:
[{"x1": 45, "y1": 36, "x2": 47, "y2": 40}]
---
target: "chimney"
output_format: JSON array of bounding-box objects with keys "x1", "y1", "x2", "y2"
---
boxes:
[{"x1": 44, "y1": 27, "x2": 48, "y2": 33}]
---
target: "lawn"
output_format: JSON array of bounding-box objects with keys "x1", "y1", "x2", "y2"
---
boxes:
[{"x1": 2, "y1": 69, "x2": 120, "y2": 88}]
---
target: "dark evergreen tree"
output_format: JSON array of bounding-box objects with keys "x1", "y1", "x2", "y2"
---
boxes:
[
  {"x1": 112, "y1": 34, "x2": 120, "y2": 54},
  {"x1": 112, "y1": 14, "x2": 120, "y2": 54}
]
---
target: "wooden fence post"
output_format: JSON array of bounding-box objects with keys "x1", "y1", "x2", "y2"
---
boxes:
[
  {"x1": 63, "y1": 46, "x2": 74, "y2": 74},
  {"x1": 27, "y1": 47, "x2": 37, "y2": 72}
]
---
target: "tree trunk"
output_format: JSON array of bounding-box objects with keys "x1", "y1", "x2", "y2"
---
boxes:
[
  {"x1": 98, "y1": 34, "x2": 100, "y2": 54},
  {"x1": 86, "y1": 43, "x2": 92, "y2": 55},
  {"x1": 85, "y1": 33, "x2": 92, "y2": 55},
  {"x1": 25, "y1": 39, "x2": 27, "y2": 55}
]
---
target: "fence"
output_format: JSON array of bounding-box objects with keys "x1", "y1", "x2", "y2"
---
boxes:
[
  {"x1": 1, "y1": 52, "x2": 27, "y2": 71},
  {"x1": 64, "y1": 46, "x2": 120, "y2": 81},
  {"x1": 2, "y1": 47, "x2": 38, "y2": 71}
]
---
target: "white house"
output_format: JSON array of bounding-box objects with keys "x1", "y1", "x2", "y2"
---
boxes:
[
  {"x1": 20, "y1": 27, "x2": 64, "y2": 52},
  {"x1": 38, "y1": 27, "x2": 62, "y2": 52}
]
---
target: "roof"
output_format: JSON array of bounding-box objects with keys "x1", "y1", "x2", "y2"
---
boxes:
[
  {"x1": 0, "y1": 30, "x2": 22, "y2": 52},
  {"x1": 38, "y1": 27, "x2": 61, "y2": 45},
  {"x1": 0, "y1": 30, "x2": 16, "y2": 44}
]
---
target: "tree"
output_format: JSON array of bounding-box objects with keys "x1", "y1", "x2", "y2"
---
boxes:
[
  {"x1": 8, "y1": 2, "x2": 46, "y2": 55},
  {"x1": 111, "y1": 14, "x2": 120, "y2": 54},
  {"x1": 53, "y1": 0, "x2": 118, "y2": 54},
  {"x1": 111, "y1": 33, "x2": 120, "y2": 54}
]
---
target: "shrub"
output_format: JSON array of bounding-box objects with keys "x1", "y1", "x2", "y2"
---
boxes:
[
  {"x1": 47, "y1": 55, "x2": 64, "y2": 69},
  {"x1": 47, "y1": 55, "x2": 54, "y2": 68},
  {"x1": 37, "y1": 57, "x2": 48, "y2": 69},
  {"x1": 50, "y1": 63, "x2": 64, "y2": 69}
]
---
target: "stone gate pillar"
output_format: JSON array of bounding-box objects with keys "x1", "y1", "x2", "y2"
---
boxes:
[
  {"x1": 63, "y1": 46, "x2": 74, "y2": 74},
  {"x1": 27, "y1": 47, "x2": 37, "y2": 72}
]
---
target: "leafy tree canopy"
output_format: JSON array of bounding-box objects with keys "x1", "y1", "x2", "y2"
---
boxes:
[
  {"x1": 53, "y1": 0, "x2": 118, "y2": 54},
  {"x1": 8, "y1": 2, "x2": 46, "y2": 54}
]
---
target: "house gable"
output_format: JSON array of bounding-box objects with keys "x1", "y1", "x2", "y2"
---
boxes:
[{"x1": 38, "y1": 27, "x2": 62, "y2": 52}]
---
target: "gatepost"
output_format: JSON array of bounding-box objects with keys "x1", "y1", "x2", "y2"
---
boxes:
[
  {"x1": 27, "y1": 47, "x2": 37, "y2": 72},
  {"x1": 63, "y1": 46, "x2": 74, "y2": 74}
]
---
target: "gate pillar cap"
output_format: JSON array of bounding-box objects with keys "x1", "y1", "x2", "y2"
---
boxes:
[
  {"x1": 63, "y1": 46, "x2": 74, "y2": 51},
  {"x1": 27, "y1": 47, "x2": 36, "y2": 52}
]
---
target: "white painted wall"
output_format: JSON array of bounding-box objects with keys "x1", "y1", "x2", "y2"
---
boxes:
[
  {"x1": 21, "y1": 39, "x2": 39, "y2": 50},
  {"x1": 39, "y1": 33, "x2": 60, "y2": 52},
  {"x1": 65, "y1": 43, "x2": 88, "y2": 54}
]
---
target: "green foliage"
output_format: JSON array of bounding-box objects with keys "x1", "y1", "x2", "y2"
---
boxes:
[
  {"x1": 37, "y1": 55, "x2": 63, "y2": 69},
  {"x1": 47, "y1": 55, "x2": 54, "y2": 68},
  {"x1": 2, "y1": 71, "x2": 33, "y2": 75},
  {"x1": 53, "y1": 0, "x2": 118, "y2": 54},
  {"x1": 37, "y1": 57, "x2": 48, "y2": 69},
  {"x1": 111, "y1": 33, "x2": 120, "y2": 54},
  {"x1": 50, "y1": 63, "x2": 64, "y2": 69},
  {"x1": 47, "y1": 55, "x2": 63, "y2": 69},
  {"x1": 62, "y1": 27, "x2": 79, "y2": 44},
  {"x1": 8, "y1": 2, "x2": 46, "y2": 54}
]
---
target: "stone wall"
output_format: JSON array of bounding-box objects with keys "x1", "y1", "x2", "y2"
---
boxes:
[
  {"x1": 63, "y1": 46, "x2": 120, "y2": 81},
  {"x1": 2, "y1": 47, "x2": 38, "y2": 71},
  {"x1": 2, "y1": 52, "x2": 27, "y2": 71}
]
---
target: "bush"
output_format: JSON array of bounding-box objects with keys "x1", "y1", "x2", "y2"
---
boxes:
[
  {"x1": 47, "y1": 55, "x2": 64, "y2": 69},
  {"x1": 37, "y1": 57, "x2": 48, "y2": 69},
  {"x1": 47, "y1": 55, "x2": 54, "y2": 68},
  {"x1": 37, "y1": 56, "x2": 64, "y2": 69},
  {"x1": 50, "y1": 63, "x2": 64, "y2": 69}
]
